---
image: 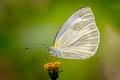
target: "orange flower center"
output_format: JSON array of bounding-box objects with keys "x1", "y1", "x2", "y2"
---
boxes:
[{"x1": 44, "y1": 62, "x2": 61, "y2": 71}]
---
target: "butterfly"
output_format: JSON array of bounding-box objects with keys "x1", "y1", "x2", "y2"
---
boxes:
[{"x1": 48, "y1": 6, "x2": 100, "y2": 59}]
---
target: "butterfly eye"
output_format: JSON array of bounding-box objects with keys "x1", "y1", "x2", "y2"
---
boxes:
[{"x1": 48, "y1": 48, "x2": 53, "y2": 53}]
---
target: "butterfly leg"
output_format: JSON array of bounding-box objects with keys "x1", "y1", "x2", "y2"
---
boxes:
[{"x1": 55, "y1": 53, "x2": 58, "y2": 58}]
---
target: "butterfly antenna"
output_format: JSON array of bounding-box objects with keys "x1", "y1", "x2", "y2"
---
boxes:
[
  {"x1": 25, "y1": 43, "x2": 50, "y2": 62},
  {"x1": 25, "y1": 48, "x2": 29, "y2": 50},
  {"x1": 24, "y1": 43, "x2": 49, "y2": 50},
  {"x1": 40, "y1": 43, "x2": 49, "y2": 49}
]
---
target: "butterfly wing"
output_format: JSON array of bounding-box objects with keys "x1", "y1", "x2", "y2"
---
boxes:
[
  {"x1": 54, "y1": 7, "x2": 100, "y2": 59},
  {"x1": 53, "y1": 6, "x2": 89, "y2": 46}
]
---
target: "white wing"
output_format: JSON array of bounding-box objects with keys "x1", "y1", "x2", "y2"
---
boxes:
[{"x1": 54, "y1": 7, "x2": 100, "y2": 59}]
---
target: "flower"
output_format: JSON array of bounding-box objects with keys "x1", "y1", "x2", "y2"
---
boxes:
[
  {"x1": 43, "y1": 61, "x2": 61, "y2": 80},
  {"x1": 44, "y1": 62, "x2": 61, "y2": 71}
]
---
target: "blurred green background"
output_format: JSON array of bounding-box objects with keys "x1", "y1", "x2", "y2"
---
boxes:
[{"x1": 0, "y1": 0, "x2": 120, "y2": 80}]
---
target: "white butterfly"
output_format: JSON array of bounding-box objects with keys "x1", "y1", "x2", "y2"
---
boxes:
[{"x1": 48, "y1": 6, "x2": 100, "y2": 59}]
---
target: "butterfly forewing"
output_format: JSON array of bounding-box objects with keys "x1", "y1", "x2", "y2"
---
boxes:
[{"x1": 54, "y1": 7, "x2": 100, "y2": 59}]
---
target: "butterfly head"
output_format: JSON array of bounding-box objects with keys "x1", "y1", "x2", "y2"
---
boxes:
[
  {"x1": 48, "y1": 46, "x2": 59, "y2": 56},
  {"x1": 48, "y1": 46, "x2": 55, "y2": 54}
]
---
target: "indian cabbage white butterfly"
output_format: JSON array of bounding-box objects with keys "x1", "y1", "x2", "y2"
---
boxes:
[{"x1": 48, "y1": 6, "x2": 100, "y2": 59}]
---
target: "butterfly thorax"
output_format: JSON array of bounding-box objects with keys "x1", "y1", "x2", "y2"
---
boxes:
[{"x1": 48, "y1": 46, "x2": 62, "y2": 57}]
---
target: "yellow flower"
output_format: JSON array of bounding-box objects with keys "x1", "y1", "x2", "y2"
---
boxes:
[{"x1": 44, "y1": 61, "x2": 61, "y2": 71}]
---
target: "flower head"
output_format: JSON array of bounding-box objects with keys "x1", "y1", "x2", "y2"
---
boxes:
[
  {"x1": 44, "y1": 61, "x2": 61, "y2": 80},
  {"x1": 44, "y1": 61, "x2": 61, "y2": 71}
]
